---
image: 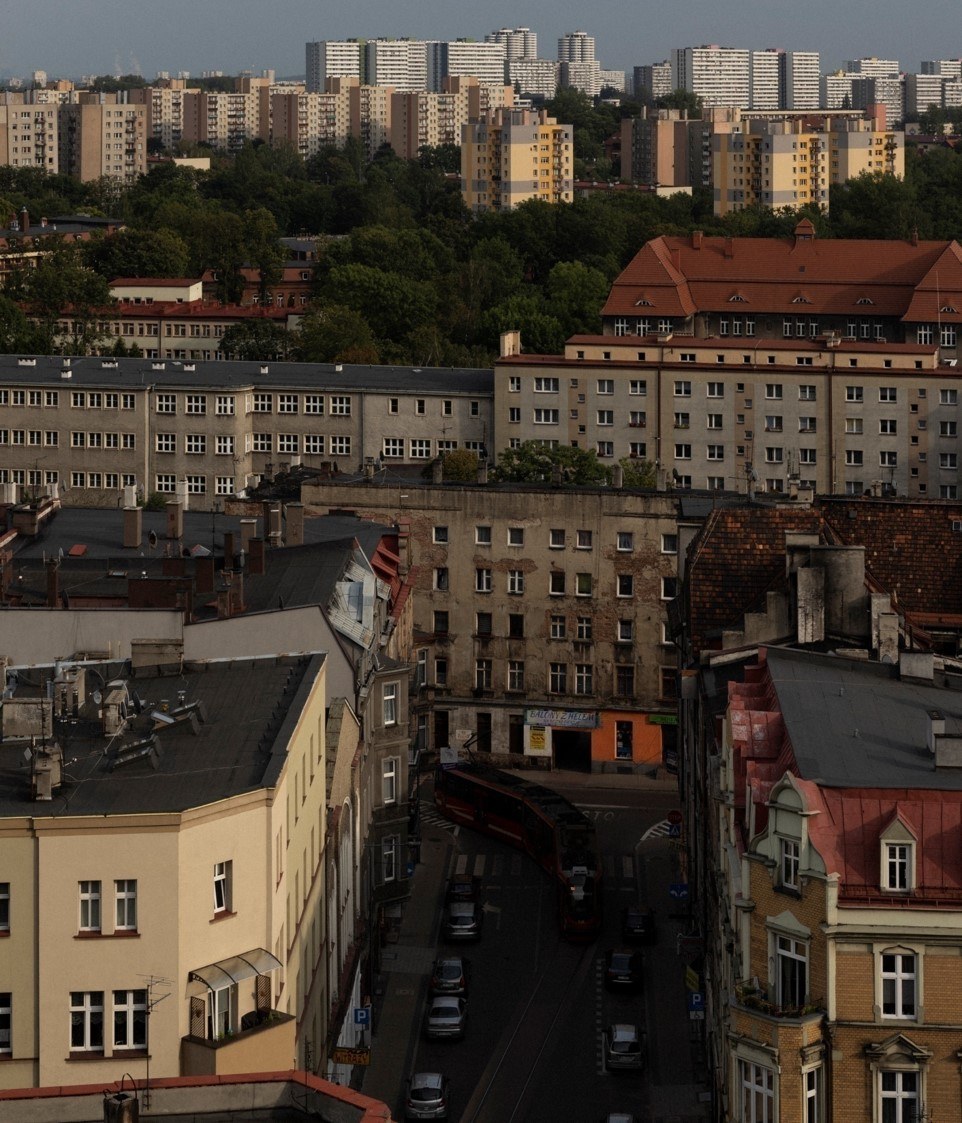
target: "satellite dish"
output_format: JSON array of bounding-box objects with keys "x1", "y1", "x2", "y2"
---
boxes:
[{"x1": 92, "y1": 691, "x2": 102, "y2": 706}]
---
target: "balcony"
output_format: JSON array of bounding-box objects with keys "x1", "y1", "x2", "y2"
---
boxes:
[
  {"x1": 733, "y1": 982, "x2": 823, "y2": 1022},
  {"x1": 182, "y1": 1007, "x2": 295, "y2": 1076}
]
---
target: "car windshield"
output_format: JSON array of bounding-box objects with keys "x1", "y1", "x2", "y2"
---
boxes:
[
  {"x1": 610, "y1": 953, "x2": 634, "y2": 970},
  {"x1": 611, "y1": 1040, "x2": 638, "y2": 1054},
  {"x1": 438, "y1": 961, "x2": 461, "y2": 979},
  {"x1": 411, "y1": 1087, "x2": 440, "y2": 1102},
  {"x1": 431, "y1": 1002, "x2": 460, "y2": 1019}
]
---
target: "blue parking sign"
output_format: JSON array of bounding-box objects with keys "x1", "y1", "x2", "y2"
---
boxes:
[{"x1": 354, "y1": 1006, "x2": 371, "y2": 1026}]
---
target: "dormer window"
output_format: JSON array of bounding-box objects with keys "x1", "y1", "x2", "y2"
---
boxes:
[
  {"x1": 856, "y1": 297, "x2": 874, "y2": 306},
  {"x1": 880, "y1": 813, "x2": 916, "y2": 893},
  {"x1": 780, "y1": 838, "x2": 800, "y2": 891},
  {"x1": 728, "y1": 293, "x2": 746, "y2": 303}
]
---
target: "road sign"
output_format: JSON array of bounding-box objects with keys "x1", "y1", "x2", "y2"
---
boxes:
[
  {"x1": 332, "y1": 1045, "x2": 371, "y2": 1066},
  {"x1": 667, "y1": 809, "x2": 683, "y2": 825},
  {"x1": 353, "y1": 1006, "x2": 371, "y2": 1026},
  {"x1": 688, "y1": 991, "x2": 705, "y2": 1020},
  {"x1": 668, "y1": 822, "x2": 682, "y2": 838},
  {"x1": 668, "y1": 882, "x2": 689, "y2": 900},
  {"x1": 685, "y1": 966, "x2": 700, "y2": 991}
]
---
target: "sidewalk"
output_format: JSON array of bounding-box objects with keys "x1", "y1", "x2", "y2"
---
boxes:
[{"x1": 360, "y1": 815, "x2": 454, "y2": 1120}]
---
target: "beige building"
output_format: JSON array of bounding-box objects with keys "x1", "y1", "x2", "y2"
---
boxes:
[
  {"x1": 129, "y1": 79, "x2": 200, "y2": 150},
  {"x1": 390, "y1": 78, "x2": 513, "y2": 160},
  {"x1": 461, "y1": 107, "x2": 573, "y2": 213},
  {"x1": 0, "y1": 355, "x2": 492, "y2": 509},
  {"x1": 57, "y1": 101, "x2": 147, "y2": 183},
  {"x1": 302, "y1": 477, "x2": 680, "y2": 772},
  {"x1": 0, "y1": 103, "x2": 59, "y2": 172},
  {"x1": 0, "y1": 654, "x2": 330, "y2": 1089}
]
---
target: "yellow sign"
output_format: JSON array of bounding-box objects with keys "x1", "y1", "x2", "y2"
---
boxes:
[
  {"x1": 685, "y1": 966, "x2": 700, "y2": 992},
  {"x1": 529, "y1": 726, "x2": 546, "y2": 751},
  {"x1": 332, "y1": 1046, "x2": 371, "y2": 1066}
]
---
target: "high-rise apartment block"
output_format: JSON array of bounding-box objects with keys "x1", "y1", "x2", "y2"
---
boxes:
[
  {"x1": 58, "y1": 101, "x2": 147, "y2": 183},
  {"x1": 0, "y1": 104, "x2": 58, "y2": 171},
  {"x1": 784, "y1": 51, "x2": 821, "y2": 109},
  {"x1": 922, "y1": 58, "x2": 962, "y2": 78},
  {"x1": 633, "y1": 62, "x2": 672, "y2": 104},
  {"x1": 671, "y1": 46, "x2": 751, "y2": 108},
  {"x1": 390, "y1": 77, "x2": 513, "y2": 160},
  {"x1": 560, "y1": 60, "x2": 602, "y2": 97},
  {"x1": 427, "y1": 40, "x2": 506, "y2": 91},
  {"x1": 846, "y1": 56, "x2": 900, "y2": 77},
  {"x1": 749, "y1": 49, "x2": 783, "y2": 110},
  {"x1": 362, "y1": 39, "x2": 428, "y2": 93},
  {"x1": 305, "y1": 39, "x2": 362, "y2": 93},
  {"x1": 485, "y1": 27, "x2": 537, "y2": 60},
  {"x1": 557, "y1": 31, "x2": 596, "y2": 63},
  {"x1": 461, "y1": 107, "x2": 573, "y2": 213},
  {"x1": 507, "y1": 59, "x2": 559, "y2": 100}
]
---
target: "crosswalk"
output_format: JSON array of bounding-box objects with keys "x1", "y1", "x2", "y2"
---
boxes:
[{"x1": 444, "y1": 844, "x2": 641, "y2": 891}]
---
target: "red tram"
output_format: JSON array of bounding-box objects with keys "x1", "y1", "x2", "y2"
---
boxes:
[{"x1": 434, "y1": 761, "x2": 602, "y2": 939}]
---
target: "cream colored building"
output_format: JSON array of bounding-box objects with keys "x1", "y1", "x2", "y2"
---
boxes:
[
  {"x1": 0, "y1": 103, "x2": 59, "y2": 172},
  {"x1": 129, "y1": 80, "x2": 199, "y2": 150},
  {"x1": 390, "y1": 78, "x2": 513, "y2": 160},
  {"x1": 58, "y1": 101, "x2": 147, "y2": 183},
  {"x1": 0, "y1": 654, "x2": 330, "y2": 1089},
  {"x1": 461, "y1": 107, "x2": 573, "y2": 213}
]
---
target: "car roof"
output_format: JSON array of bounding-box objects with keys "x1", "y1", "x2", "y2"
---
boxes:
[
  {"x1": 436, "y1": 956, "x2": 464, "y2": 967},
  {"x1": 431, "y1": 995, "x2": 463, "y2": 1008},
  {"x1": 411, "y1": 1072, "x2": 445, "y2": 1091},
  {"x1": 608, "y1": 1023, "x2": 640, "y2": 1040},
  {"x1": 448, "y1": 901, "x2": 477, "y2": 915}
]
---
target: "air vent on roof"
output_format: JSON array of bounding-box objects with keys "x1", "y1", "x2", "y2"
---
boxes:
[
  {"x1": 260, "y1": 365, "x2": 269, "y2": 374},
  {"x1": 151, "y1": 362, "x2": 165, "y2": 370},
  {"x1": 104, "y1": 735, "x2": 162, "y2": 772},
  {"x1": 101, "y1": 360, "x2": 119, "y2": 369},
  {"x1": 17, "y1": 358, "x2": 36, "y2": 366},
  {"x1": 60, "y1": 369, "x2": 72, "y2": 379},
  {"x1": 183, "y1": 363, "x2": 195, "y2": 371}
]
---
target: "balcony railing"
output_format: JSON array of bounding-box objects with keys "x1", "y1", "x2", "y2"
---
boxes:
[{"x1": 734, "y1": 982, "x2": 823, "y2": 1020}]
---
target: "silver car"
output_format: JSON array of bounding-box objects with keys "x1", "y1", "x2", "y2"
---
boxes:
[
  {"x1": 442, "y1": 900, "x2": 483, "y2": 941},
  {"x1": 424, "y1": 996, "x2": 468, "y2": 1040},
  {"x1": 603, "y1": 1023, "x2": 644, "y2": 1071},
  {"x1": 405, "y1": 1072, "x2": 450, "y2": 1120}
]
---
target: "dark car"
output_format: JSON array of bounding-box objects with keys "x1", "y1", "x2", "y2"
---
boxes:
[
  {"x1": 424, "y1": 996, "x2": 468, "y2": 1040},
  {"x1": 430, "y1": 956, "x2": 470, "y2": 996},
  {"x1": 442, "y1": 900, "x2": 483, "y2": 941},
  {"x1": 622, "y1": 903, "x2": 657, "y2": 945},
  {"x1": 604, "y1": 948, "x2": 644, "y2": 991},
  {"x1": 444, "y1": 874, "x2": 482, "y2": 904},
  {"x1": 405, "y1": 1072, "x2": 450, "y2": 1120}
]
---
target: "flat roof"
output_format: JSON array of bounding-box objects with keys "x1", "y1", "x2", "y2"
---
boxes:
[{"x1": 767, "y1": 647, "x2": 962, "y2": 790}]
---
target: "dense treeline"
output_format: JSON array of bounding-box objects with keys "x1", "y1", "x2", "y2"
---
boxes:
[{"x1": 2, "y1": 99, "x2": 962, "y2": 363}]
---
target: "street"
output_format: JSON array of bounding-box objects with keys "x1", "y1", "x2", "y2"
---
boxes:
[{"x1": 398, "y1": 775, "x2": 708, "y2": 1122}]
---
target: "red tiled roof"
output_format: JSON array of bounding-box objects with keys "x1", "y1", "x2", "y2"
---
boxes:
[
  {"x1": 110, "y1": 277, "x2": 203, "y2": 286},
  {"x1": 603, "y1": 227, "x2": 962, "y2": 322}
]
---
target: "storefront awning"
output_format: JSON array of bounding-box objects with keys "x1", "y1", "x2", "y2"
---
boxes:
[{"x1": 189, "y1": 947, "x2": 282, "y2": 989}]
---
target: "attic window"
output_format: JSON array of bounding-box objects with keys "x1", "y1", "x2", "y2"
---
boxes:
[
  {"x1": 880, "y1": 815, "x2": 917, "y2": 893},
  {"x1": 856, "y1": 297, "x2": 875, "y2": 306},
  {"x1": 634, "y1": 298, "x2": 653, "y2": 307},
  {"x1": 941, "y1": 305, "x2": 958, "y2": 314},
  {"x1": 791, "y1": 295, "x2": 811, "y2": 304},
  {"x1": 728, "y1": 294, "x2": 746, "y2": 303}
]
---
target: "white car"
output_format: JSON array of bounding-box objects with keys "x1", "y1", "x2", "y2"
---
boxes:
[
  {"x1": 603, "y1": 1023, "x2": 645, "y2": 1071},
  {"x1": 405, "y1": 1072, "x2": 450, "y2": 1120}
]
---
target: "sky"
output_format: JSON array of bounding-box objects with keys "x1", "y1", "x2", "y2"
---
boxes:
[{"x1": 0, "y1": 0, "x2": 958, "y2": 81}]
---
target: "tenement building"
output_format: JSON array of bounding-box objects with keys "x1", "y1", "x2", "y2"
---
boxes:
[{"x1": 0, "y1": 355, "x2": 492, "y2": 510}]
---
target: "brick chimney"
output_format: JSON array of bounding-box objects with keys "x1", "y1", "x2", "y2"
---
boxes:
[
  {"x1": 165, "y1": 500, "x2": 183, "y2": 542},
  {"x1": 239, "y1": 518, "x2": 257, "y2": 553},
  {"x1": 284, "y1": 503, "x2": 305, "y2": 547},
  {"x1": 46, "y1": 559, "x2": 59, "y2": 607},
  {"x1": 123, "y1": 506, "x2": 142, "y2": 548},
  {"x1": 19, "y1": 206, "x2": 29, "y2": 234},
  {"x1": 223, "y1": 530, "x2": 235, "y2": 568},
  {"x1": 195, "y1": 554, "x2": 215, "y2": 594},
  {"x1": 248, "y1": 537, "x2": 266, "y2": 576},
  {"x1": 267, "y1": 504, "x2": 283, "y2": 548}
]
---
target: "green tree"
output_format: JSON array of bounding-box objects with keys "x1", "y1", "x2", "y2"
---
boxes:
[
  {"x1": 318, "y1": 263, "x2": 437, "y2": 341},
  {"x1": 219, "y1": 320, "x2": 294, "y2": 360},
  {"x1": 828, "y1": 172, "x2": 922, "y2": 239},
  {"x1": 17, "y1": 245, "x2": 112, "y2": 354},
  {"x1": 656, "y1": 89, "x2": 703, "y2": 116},
  {"x1": 545, "y1": 260, "x2": 610, "y2": 336},
  {"x1": 493, "y1": 441, "x2": 610, "y2": 486},
  {"x1": 243, "y1": 207, "x2": 285, "y2": 304},
  {"x1": 440, "y1": 448, "x2": 480, "y2": 481},
  {"x1": 296, "y1": 303, "x2": 380, "y2": 364},
  {"x1": 0, "y1": 293, "x2": 37, "y2": 352},
  {"x1": 85, "y1": 227, "x2": 190, "y2": 279},
  {"x1": 618, "y1": 457, "x2": 657, "y2": 488}
]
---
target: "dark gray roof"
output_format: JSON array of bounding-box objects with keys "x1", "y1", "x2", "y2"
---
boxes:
[
  {"x1": 767, "y1": 647, "x2": 962, "y2": 790},
  {"x1": 0, "y1": 654, "x2": 325, "y2": 818},
  {"x1": 0, "y1": 354, "x2": 492, "y2": 394}
]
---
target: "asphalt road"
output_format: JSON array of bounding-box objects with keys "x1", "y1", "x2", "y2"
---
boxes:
[{"x1": 407, "y1": 778, "x2": 705, "y2": 1123}]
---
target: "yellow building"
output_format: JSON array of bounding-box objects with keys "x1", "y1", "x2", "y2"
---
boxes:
[
  {"x1": 0, "y1": 654, "x2": 333, "y2": 1089},
  {"x1": 58, "y1": 100, "x2": 148, "y2": 184},
  {"x1": 461, "y1": 107, "x2": 573, "y2": 213},
  {"x1": 713, "y1": 114, "x2": 903, "y2": 216}
]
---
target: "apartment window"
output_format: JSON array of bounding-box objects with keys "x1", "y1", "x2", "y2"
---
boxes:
[
  {"x1": 0, "y1": 993, "x2": 9, "y2": 1055},
  {"x1": 846, "y1": 450, "x2": 864, "y2": 467},
  {"x1": 215, "y1": 476, "x2": 234, "y2": 496},
  {"x1": 115, "y1": 880, "x2": 137, "y2": 931},
  {"x1": 186, "y1": 434, "x2": 206, "y2": 455},
  {"x1": 881, "y1": 951, "x2": 917, "y2": 1018},
  {"x1": 707, "y1": 444, "x2": 725, "y2": 461},
  {"x1": 508, "y1": 661, "x2": 525, "y2": 691},
  {"x1": 533, "y1": 377, "x2": 559, "y2": 393},
  {"x1": 475, "y1": 568, "x2": 492, "y2": 593},
  {"x1": 616, "y1": 666, "x2": 635, "y2": 697},
  {"x1": 534, "y1": 408, "x2": 559, "y2": 424},
  {"x1": 941, "y1": 485, "x2": 959, "y2": 498},
  {"x1": 156, "y1": 394, "x2": 176, "y2": 414},
  {"x1": 941, "y1": 421, "x2": 958, "y2": 437},
  {"x1": 550, "y1": 614, "x2": 566, "y2": 640},
  {"x1": 44, "y1": 431, "x2": 59, "y2": 446},
  {"x1": 433, "y1": 611, "x2": 449, "y2": 635},
  {"x1": 675, "y1": 443, "x2": 692, "y2": 460},
  {"x1": 382, "y1": 836, "x2": 399, "y2": 882},
  {"x1": 113, "y1": 989, "x2": 147, "y2": 1051},
  {"x1": 549, "y1": 663, "x2": 567, "y2": 693},
  {"x1": 475, "y1": 611, "x2": 493, "y2": 637},
  {"x1": 764, "y1": 415, "x2": 783, "y2": 432},
  {"x1": 780, "y1": 839, "x2": 800, "y2": 890},
  {"x1": 475, "y1": 525, "x2": 492, "y2": 545},
  {"x1": 121, "y1": 433, "x2": 136, "y2": 450},
  {"x1": 799, "y1": 384, "x2": 816, "y2": 401},
  {"x1": 674, "y1": 380, "x2": 691, "y2": 397},
  {"x1": 71, "y1": 431, "x2": 85, "y2": 448},
  {"x1": 662, "y1": 576, "x2": 678, "y2": 599},
  {"x1": 70, "y1": 992, "x2": 104, "y2": 1053},
  {"x1": 597, "y1": 410, "x2": 614, "y2": 427},
  {"x1": 674, "y1": 411, "x2": 690, "y2": 429},
  {"x1": 278, "y1": 434, "x2": 299, "y2": 455},
  {"x1": 508, "y1": 613, "x2": 524, "y2": 638},
  {"x1": 213, "y1": 861, "x2": 233, "y2": 914},
  {"x1": 155, "y1": 474, "x2": 176, "y2": 493},
  {"x1": 800, "y1": 448, "x2": 817, "y2": 465},
  {"x1": 215, "y1": 395, "x2": 235, "y2": 416},
  {"x1": 845, "y1": 418, "x2": 863, "y2": 435},
  {"x1": 707, "y1": 413, "x2": 723, "y2": 430},
  {"x1": 630, "y1": 442, "x2": 647, "y2": 458},
  {"x1": 155, "y1": 433, "x2": 175, "y2": 454},
  {"x1": 383, "y1": 683, "x2": 398, "y2": 726},
  {"x1": 79, "y1": 880, "x2": 101, "y2": 932},
  {"x1": 707, "y1": 382, "x2": 724, "y2": 398},
  {"x1": 879, "y1": 386, "x2": 897, "y2": 402},
  {"x1": 330, "y1": 395, "x2": 351, "y2": 415},
  {"x1": 629, "y1": 380, "x2": 647, "y2": 396},
  {"x1": 475, "y1": 659, "x2": 493, "y2": 690},
  {"x1": 253, "y1": 433, "x2": 272, "y2": 453},
  {"x1": 186, "y1": 394, "x2": 206, "y2": 415},
  {"x1": 276, "y1": 393, "x2": 297, "y2": 414},
  {"x1": 617, "y1": 574, "x2": 634, "y2": 598},
  {"x1": 508, "y1": 570, "x2": 525, "y2": 595},
  {"x1": 804, "y1": 1067, "x2": 823, "y2": 1123},
  {"x1": 382, "y1": 757, "x2": 398, "y2": 804},
  {"x1": 617, "y1": 619, "x2": 633, "y2": 643},
  {"x1": 433, "y1": 526, "x2": 448, "y2": 544},
  {"x1": 508, "y1": 376, "x2": 521, "y2": 392},
  {"x1": 738, "y1": 1060, "x2": 774, "y2": 1123},
  {"x1": 215, "y1": 435, "x2": 235, "y2": 457},
  {"x1": 879, "y1": 1071, "x2": 918, "y2": 1123},
  {"x1": 382, "y1": 438, "x2": 404, "y2": 458},
  {"x1": 508, "y1": 407, "x2": 521, "y2": 423},
  {"x1": 186, "y1": 475, "x2": 206, "y2": 494},
  {"x1": 410, "y1": 439, "x2": 432, "y2": 459},
  {"x1": 846, "y1": 385, "x2": 864, "y2": 402},
  {"x1": 0, "y1": 883, "x2": 8, "y2": 934},
  {"x1": 940, "y1": 388, "x2": 958, "y2": 405},
  {"x1": 433, "y1": 567, "x2": 449, "y2": 591},
  {"x1": 880, "y1": 451, "x2": 898, "y2": 468},
  {"x1": 775, "y1": 933, "x2": 808, "y2": 1006},
  {"x1": 942, "y1": 453, "x2": 959, "y2": 470},
  {"x1": 765, "y1": 384, "x2": 783, "y2": 400},
  {"x1": 122, "y1": 393, "x2": 135, "y2": 410},
  {"x1": 885, "y1": 843, "x2": 911, "y2": 891},
  {"x1": 434, "y1": 657, "x2": 448, "y2": 685},
  {"x1": 550, "y1": 571, "x2": 566, "y2": 596},
  {"x1": 618, "y1": 532, "x2": 635, "y2": 552},
  {"x1": 549, "y1": 528, "x2": 565, "y2": 548},
  {"x1": 597, "y1": 379, "x2": 614, "y2": 395},
  {"x1": 304, "y1": 394, "x2": 324, "y2": 415},
  {"x1": 508, "y1": 526, "x2": 524, "y2": 546},
  {"x1": 575, "y1": 664, "x2": 593, "y2": 695}
]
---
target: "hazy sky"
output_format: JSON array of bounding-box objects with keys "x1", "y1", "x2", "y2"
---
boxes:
[{"x1": 1, "y1": 0, "x2": 957, "y2": 80}]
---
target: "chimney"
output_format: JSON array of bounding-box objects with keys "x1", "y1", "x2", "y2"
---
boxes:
[
  {"x1": 223, "y1": 530, "x2": 235, "y2": 567},
  {"x1": 262, "y1": 500, "x2": 273, "y2": 538},
  {"x1": 20, "y1": 206, "x2": 29, "y2": 234},
  {"x1": 611, "y1": 463, "x2": 624, "y2": 489},
  {"x1": 477, "y1": 461, "x2": 489, "y2": 484},
  {"x1": 239, "y1": 518, "x2": 257, "y2": 553},
  {"x1": 927, "y1": 709, "x2": 946, "y2": 755},
  {"x1": 499, "y1": 329, "x2": 521, "y2": 357},
  {"x1": 165, "y1": 500, "x2": 183, "y2": 542},
  {"x1": 724, "y1": 237, "x2": 734, "y2": 259},
  {"x1": 217, "y1": 572, "x2": 233, "y2": 619},
  {"x1": 46, "y1": 558, "x2": 59, "y2": 607},
  {"x1": 267, "y1": 504, "x2": 283, "y2": 547},
  {"x1": 432, "y1": 457, "x2": 444, "y2": 484},
  {"x1": 231, "y1": 567, "x2": 245, "y2": 614},
  {"x1": 248, "y1": 537, "x2": 266, "y2": 576},
  {"x1": 195, "y1": 554, "x2": 215, "y2": 594},
  {"x1": 123, "y1": 506, "x2": 142, "y2": 548},
  {"x1": 691, "y1": 230, "x2": 703, "y2": 249},
  {"x1": 285, "y1": 502, "x2": 305, "y2": 547}
]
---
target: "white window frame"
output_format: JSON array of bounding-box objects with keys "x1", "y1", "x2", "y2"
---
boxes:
[
  {"x1": 382, "y1": 836, "x2": 399, "y2": 882},
  {"x1": 79, "y1": 880, "x2": 101, "y2": 932},
  {"x1": 878, "y1": 1069, "x2": 919, "y2": 1122},
  {"x1": 737, "y1": 1058, "x2": 775, "y2": 1123},
  {"x1": 382, "y1": 757, "x2": 398, "y2": 804},
  {"x1": 70, "y1": 991, "x2": 104, "y2": 1053},
  {"x1": 882, "y1": 840, "x2": 913, "y2": 892},
  {"x1": 213, "y1": 860, "x2": 232, "y2": 915},
  {"x1": 114, "y1": 879, "x2": 137, "y2": 931},
  {"x1": 112, "y1": 988, "x2": 147, "y2": 1050},
  {"x1": 879, "y1": 948, "x2": 918, "y2": 1019},
  {"x1": 774, "y1": 932, "x2": 808, "y2": 1007},
  {"x1": 383, "y1": 683, "x2": 398, "y2": 727}
]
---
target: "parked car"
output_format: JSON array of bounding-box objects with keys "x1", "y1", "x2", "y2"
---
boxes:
[
  {"x1": 405, "y1": 1072, "x2": 450, "y2": 1120},
  {"x1": 430, "y1": 956, "x2": 470, "y2": 996},
  {"x1": 604, "y1": 948, "x2": 644, "y2": 991},
  {"x1": 603, "y1": 1024, "x2": 645, "y2": 1071},
  {"x1": 444, "y1": 874, "x2": 482, "y2": 904},
  {"x1": 442, "y1": 900, "x2": 483, "y2": 941},
  {"x1": 622, "y1": 903, "x2": 657, "y2": 945},
  {"x1": 424, "y1": 996, "x2": 468, "y2": 1040},
  {"x1": 601, "y1": 1115, "x2": 637, "y2": 1123}
]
